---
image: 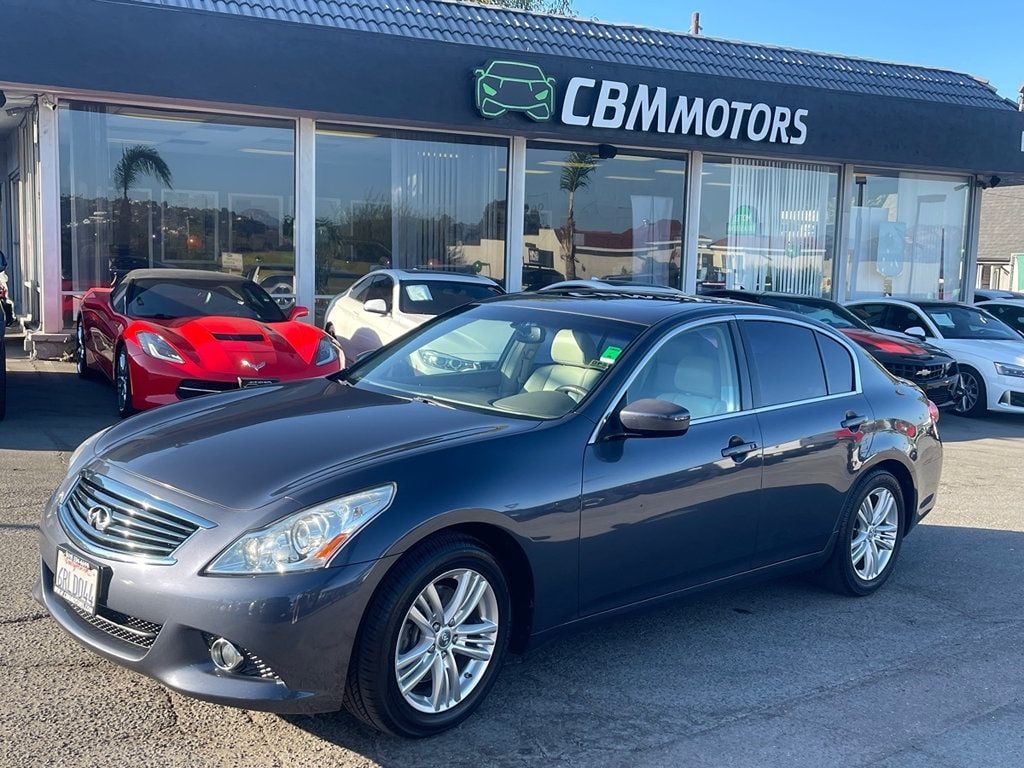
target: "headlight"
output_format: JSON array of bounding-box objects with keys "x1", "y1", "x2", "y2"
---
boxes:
[
  {"x1": 418, "y1": 349, "x2": 481, "y2": 372},
  {"x1": 137, "y1": 331, "x2": 184, "y2": 364},
  {"x1": 315, "y1": 337, "x2": 341, "y2": 367},
  {"x1": 994, "y1": 362, "x2": 1024, "y2": 378},
  {"x1": 206, "y1": 484, "x2": 395, "y2": 574}
]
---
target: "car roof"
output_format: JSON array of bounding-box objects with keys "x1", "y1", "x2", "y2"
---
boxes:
[
  {"x1": 367, "y1": 269, "x2": 500, "y2": 286},
  {"x1": 126, "y1": 268, "x2": 251, "y2": 284},
  {"x1": 704, "y1": 289, "x2": 839, "y2": 306}
]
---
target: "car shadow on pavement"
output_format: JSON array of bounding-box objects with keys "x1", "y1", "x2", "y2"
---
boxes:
[
  {"x1": 938, "y1": 412, "x2": 1024, "y2": 443},
  {"x1": 280, "y1": 524, "x2": 1024, "y2": 766}
]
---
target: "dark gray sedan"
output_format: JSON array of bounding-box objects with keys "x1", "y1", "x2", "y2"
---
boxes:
[{"x1": 36, "y1": 288, "x2": 942, "y2": 737}]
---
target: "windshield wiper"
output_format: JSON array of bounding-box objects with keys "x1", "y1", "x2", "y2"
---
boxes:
[{"x1": 409, "y1": 395, "x2": 455, "y2": 409}]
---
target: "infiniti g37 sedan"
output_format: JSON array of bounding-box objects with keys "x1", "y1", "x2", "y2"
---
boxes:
[{"x1": 36, "y1": 288, "x2": 942, "y2": 737}]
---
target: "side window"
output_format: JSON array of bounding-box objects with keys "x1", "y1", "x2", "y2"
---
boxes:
[
  {"x1": 816, "y1": 333, "x2": 855, "y2": 395},
  {"x1": 626, "y1": 323, "x2": 741, "y2": 420},
  {"x1": 848, "y1": 303, "x2": 888, "y2": 327},
  {"x1": 743, "y1": 321, "x2": 827, "y2": 407},
  {"x1": 348, "y1": 276, "x2": 375, "y2": 303},
  {"x1": 110, "y1": 283, "x2": 128, "y2": 314},
  {"x1": 886, "y1": 305, "x2": 932, "y2": 337},
  {"x1": 366, "y1": 276, "x2": 394, "y2": 309}
]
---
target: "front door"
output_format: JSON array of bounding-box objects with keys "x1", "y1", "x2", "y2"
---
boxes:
[{"x1": 580, "y1": 321, "x2": 763, "y2": 615}]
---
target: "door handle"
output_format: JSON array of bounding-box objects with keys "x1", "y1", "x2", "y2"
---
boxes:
[
  {"x1": 721, "y1": 437, "x2": 758, "y2": 460},
  {"x1": 841, "y1": 411, "x2": 868, "y2": 431}
]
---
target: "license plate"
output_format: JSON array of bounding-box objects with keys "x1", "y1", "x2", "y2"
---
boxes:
[
  {"x1": 54, "y1": 547, "x2": 100, "y2": 616},
  {"x1": 238, "y1": 377, "x2": 278, "y2": 389}
]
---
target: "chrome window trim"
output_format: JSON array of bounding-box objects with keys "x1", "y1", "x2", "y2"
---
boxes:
[{"x1": 588, "y1": 313, "x2": 863, "y2": 445}]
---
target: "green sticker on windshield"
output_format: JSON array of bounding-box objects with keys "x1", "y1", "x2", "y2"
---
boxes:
[{"x1": 599, "y1": 345, "x2": 623, "y2": 365}]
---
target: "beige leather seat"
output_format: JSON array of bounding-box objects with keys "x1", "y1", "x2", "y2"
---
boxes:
[
  {"x1": 654, "y1": 333, "x2": 731, "y2": 419},
  {"x1": 522, "y1": 329, "x2": 600, "y2": 397}
]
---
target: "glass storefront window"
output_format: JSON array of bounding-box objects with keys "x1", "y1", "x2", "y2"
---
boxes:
[
  {"x1": 521, "y1": 144, "x2": 686, "y2": 291},
  {"x1": 314, "y1": 127, "x2": 508, "y2": 325},
  {"x1": 697, "y1": 156, "x2": 839, "y2": 296},
  {"x1": 59, "y1": 102, "x2": 296, "y2": 326},
  {"x1": 845, "y1": 170, "x2": 970, "y2": 301}
]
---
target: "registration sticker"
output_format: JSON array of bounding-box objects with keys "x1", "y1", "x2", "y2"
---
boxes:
[
  {"x1": 54, "y1": 547, "x2": 100, "y2": 616},
  {"x1": 599, "y1": 345, "x2": 623, "y2": 365}
]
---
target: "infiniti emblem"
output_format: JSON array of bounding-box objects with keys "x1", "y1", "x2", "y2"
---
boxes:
[
  {"x1": 242, "y1": 360, "x2": 266, "y2": 372},
  {"x1": 87, "y1": 505, "x2": 113, "y2": 532}
]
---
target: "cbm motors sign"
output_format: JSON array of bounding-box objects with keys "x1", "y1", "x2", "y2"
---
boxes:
[{"x1": 474, "y1": 60, "x2": 809, "y2": 146}]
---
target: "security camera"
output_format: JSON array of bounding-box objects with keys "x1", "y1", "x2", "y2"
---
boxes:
[
  {"x1": 597, "y1": 144, "x2": 618, "y2": 160},
  {"x1": 0, "y1": 91, "x2": 6, "y2": 110},
  {"x1": 990, "y1": 175, "x2": 1001, "y2": 189}
]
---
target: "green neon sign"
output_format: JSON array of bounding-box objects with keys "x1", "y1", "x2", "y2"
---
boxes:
[{"x1": 474, "y1": 60, "x2": 556, "y2": 122}]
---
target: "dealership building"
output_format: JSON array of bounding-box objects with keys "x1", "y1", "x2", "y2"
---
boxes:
[{"x1": 3, "y1": 0, "x2": 1024, "y2": 351}]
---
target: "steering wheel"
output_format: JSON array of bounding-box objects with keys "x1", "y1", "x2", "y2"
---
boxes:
[{"x1": 556, "y1": 384, "x2": 589, "y2": 402}]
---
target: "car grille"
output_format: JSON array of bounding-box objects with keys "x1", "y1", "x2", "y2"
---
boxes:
[
  {"x1": 70, "y1": 603, "x2": 162, "y2": 649},
  {"x1": 887, "y1": 362, "x2": 950, "y2": 382},
  {"x1": 212, "y1": 333, "x2": 264, "y2": 342},
  {"x1": 177, "y1": 379, "x2": 240, "y2": 399},
  {"x1": 59, "y1": 472, "x2": 214, "y2": 564}
]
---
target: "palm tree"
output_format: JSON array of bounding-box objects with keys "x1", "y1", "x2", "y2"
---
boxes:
[
  {"x1": 112, "y1": 145, "x2": 173, "y2": 257},
  {"x1": 559, "y1": 151, "x2": 596, "y2": 280}
]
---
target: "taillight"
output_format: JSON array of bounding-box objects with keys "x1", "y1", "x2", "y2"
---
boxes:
[{"x1": 927, "y1": 400, "x2": 940, "y2": 424}]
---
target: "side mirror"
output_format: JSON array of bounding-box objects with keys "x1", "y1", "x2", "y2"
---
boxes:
[
  {"x1": 619, "y1": 399, "x2": 691, "y2": 437},
  {"x1": 287, "y1": 305, "x2": 309, "y2": 321},
  {"x1": 363, "y1": 298, "x2": 388, "y2": 315},
  {"x1": 904, "y1": 326, "x2": 927, "y2": 339}
]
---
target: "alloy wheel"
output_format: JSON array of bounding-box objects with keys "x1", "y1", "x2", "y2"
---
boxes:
[
  {"x1": 394, "y1": 568, "x2": 499, "y2": 714},
  {"x1": 850, "y1": 487, "x2": 899, "y2": 581},
  {"x1": 957, "y1": 372, "x2": 979, "y2": 414},
  {"x1": 116, "y1": 350, "x2": 129, "y2": 411},
  {"x1": 76, "y1": 323, "x2": 87, "y2": 375}
]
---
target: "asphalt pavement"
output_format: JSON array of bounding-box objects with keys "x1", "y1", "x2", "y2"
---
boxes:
[{"x1": 1, "y1": 345, "x2": 1023, "y2": 767}]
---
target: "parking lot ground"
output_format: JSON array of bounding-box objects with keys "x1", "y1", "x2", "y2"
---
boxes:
[{"x1": 2, "y1": 347, "x2": 1023, "y2": 768}]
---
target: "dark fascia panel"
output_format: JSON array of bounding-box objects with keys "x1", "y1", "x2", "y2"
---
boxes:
[{"x1": 128, "y1": 0, "x2": 1014, "y2": 111}]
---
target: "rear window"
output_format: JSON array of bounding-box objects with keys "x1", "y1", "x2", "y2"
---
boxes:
[
  {"x1": 399, "y1": 281, "x2": 503, "y2": 316},
  {"x1": 816, "y1": 333, "x2": 855, "y2": 395},
  {"x1": 742, "y1": 321, "x2": 828, "y2": 407}
]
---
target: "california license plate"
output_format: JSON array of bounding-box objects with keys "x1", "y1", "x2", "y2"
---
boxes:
[
  {"x1": 238, "y1": 377, "x2": 278, "y2": 389},
  {"x1": 54, "y1": 547, "x2": 100, "y2": 616}
]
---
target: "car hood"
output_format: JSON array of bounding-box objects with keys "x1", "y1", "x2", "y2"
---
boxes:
[
  {"x1": 93, "y1": 378, "x2": 534, "y2": 511},
  {"x1": 136, "y1": 315, "x2": 323, "y2": 374},
  {"x1": 932, "y1": 337, "x2": 1024, "y2": 364},
  {"x1": 839, "y1": 328, "x2": 946, "y2": 359}
]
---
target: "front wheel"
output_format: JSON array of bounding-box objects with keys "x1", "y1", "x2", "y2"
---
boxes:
[
  {"x1": 344, "y1": 535, "x2": 511, "y2": 737},
  {"x1": 115, "y1": 347, "x2": 135, "y2": 418},
  {"x1": 818, "y1": 470, "x2": 905, "y2": 596},
  {"x1": 952, "y1": 367, "x2": 987, "y2": 417}
]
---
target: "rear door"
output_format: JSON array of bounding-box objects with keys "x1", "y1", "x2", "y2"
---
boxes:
[{"x1": 738, "y1": 318, "x2": 872, "y2": 566}]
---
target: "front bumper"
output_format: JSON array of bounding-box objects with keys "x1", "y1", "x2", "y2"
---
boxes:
[
  {"x1": 989, "y1": 375, "x2": 1024, "y2": 413},
  {"x1": 920, "y1": 373, "x2": 961, "y2": 409},
  {"x1": 35, "y1": 493, "x2": 394, "y2": 714}
]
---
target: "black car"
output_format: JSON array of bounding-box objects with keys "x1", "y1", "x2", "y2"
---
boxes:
[
  {"x1": 36, "y1": 286, "x2": 942, "y2": 737},
  {"x1": 974, "y1": 288, "x2": 1024, "y2": 303},
  {"x1": 703, "y1": 289, "x2": 961, "y2": 409}
]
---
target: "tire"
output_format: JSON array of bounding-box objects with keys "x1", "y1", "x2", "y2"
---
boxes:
[
  {"x1": 115, "y1": 346, "x2": 135, "y2": 418},
  {"x1": 0, "y1": 335, "x2": 7, "y2": 421},
  {"x1": 818, "y1": 470, "x2": 905, "y2": 596},
  {"x1": 75, "y1": 320, "x2": 93, "y2": 380},
  {"x1": 951, "y1": 367, "x2": 987, "y2": 417},
  {"x1": 344, "y1": 534, "x2": 511, "y2": 737}
]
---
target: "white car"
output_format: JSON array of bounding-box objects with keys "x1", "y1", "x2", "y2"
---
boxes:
[
  {"x1": 846, "y1": 298, "x2": 1024, "y2": 417},
  {"x1": 324, "y1": 269, "x2": 504, "y2": 362}
]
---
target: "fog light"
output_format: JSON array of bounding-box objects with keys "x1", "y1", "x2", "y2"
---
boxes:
[{"x1": 210, "y1": 637, "x2": 244, "y2": 671}]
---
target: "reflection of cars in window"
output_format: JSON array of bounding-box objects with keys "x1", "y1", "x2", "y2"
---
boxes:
[
  {"x1": 323, "y1": 269, "x2": 504, "y2": 364},
  {"x1": 39, "y1": 286, "x2": 942, "y2": 737},
  {"x1": 847, "y1": 298, "x2": 1024, "y2": 417},
  {"x1": 474, "y1": 60, "x2": 556, "y2": 121},
  {"x1": 976, "y1": 300, "x2": 1024, "y2": 338},
  {"x1": 75, "y1": 269, "x2": 343, "y2": 417},
  {"x1": 704, "y1": 290, "x2": 961, "y2": 410}
]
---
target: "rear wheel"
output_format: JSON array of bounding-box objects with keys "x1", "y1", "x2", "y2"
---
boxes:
[
  {"x1": 75, "y1": 320, "x2": 93, "y2": 380},
  {"x1": 818, "y1": 470, "x2": 904, "y2": 596},
  {"x1": 115, "y1": 347, "x2": 135, "y2": 418},
  {"x1": 952, "y1": 367, "x2": 986, "y2": 417},
  {"x1": 344, "y1": 535, "x2": 511, "y2": 737}
]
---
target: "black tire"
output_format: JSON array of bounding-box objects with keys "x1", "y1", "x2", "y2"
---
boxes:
[
  {"x1": 75, "y1": 320, "x2": 93, "y2": 380},
  {"x1": 951, "y1": 366, "x2": 987, "y2": 418},
  {"x1": 115, "y1": 346, "x2": 135, "y2": 418},
  {"x1": 344, "y1": 534, "x2": 511, "y2": 737},
  {"x1": 0, "y1": 335, "x2": 7, "y2": 421},
  {"x1": 818, "y1": 470, "x2": 905, "y2": 596}
]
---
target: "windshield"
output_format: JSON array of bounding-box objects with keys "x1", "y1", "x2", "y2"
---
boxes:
[
  {"x1": 923, "y1": 306, "x2": 1019, "y2": 340},
  {"x1": 756, "y1": 297, "x2": 867, "y2": 331},
  {"x1": 399, "y1": 281, "x2": 504, "y2": 317},
  {"x1": 348, "y1": 304, "x2": 641, "y2": 419},
  {"x1": 127, "y1": 278, "x2": 286, "y2": 322}
]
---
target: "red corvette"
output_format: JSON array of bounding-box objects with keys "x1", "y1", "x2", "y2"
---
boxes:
[{"x1": 76, "y1": 269, "x2": 344, "y2": 417}]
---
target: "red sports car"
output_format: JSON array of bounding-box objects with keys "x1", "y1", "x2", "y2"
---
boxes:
[{"x1": 76, "y1": 269, "x2": 344, "y2": 417}]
